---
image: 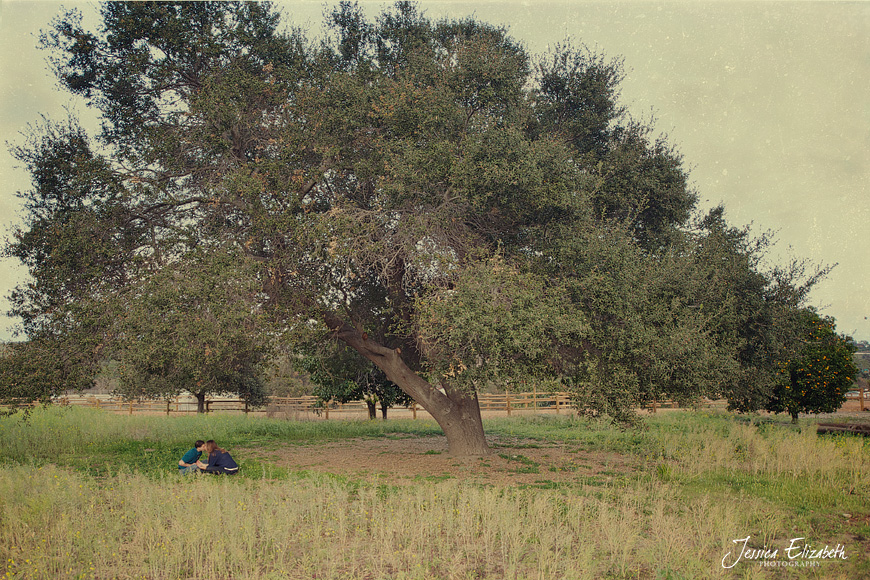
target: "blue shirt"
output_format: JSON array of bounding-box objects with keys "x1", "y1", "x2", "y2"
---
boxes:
[{"x1": 179, "y1": 448, "x2": 201, "y2": 469}]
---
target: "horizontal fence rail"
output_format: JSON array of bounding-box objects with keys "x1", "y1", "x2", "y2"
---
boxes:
[
  {"x1": 6, "y1": 387, "x2": 864, "y2": 416},
  {"x1": 844, "y1": 388, "x2": 868, "y2": 412},
  {"x1": 45, "y1": 392, "x2": 728, "y2": 417}
]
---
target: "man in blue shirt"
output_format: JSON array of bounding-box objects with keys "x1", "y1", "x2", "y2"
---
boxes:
[{"x1": 178, "y1": 440, "x2": 206, "y2": 474}]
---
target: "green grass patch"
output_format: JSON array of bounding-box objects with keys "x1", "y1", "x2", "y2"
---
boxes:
[
  {"x1": 498, "y1": 452, "x2": 541, "y2": 474},
  {"x1": 0, "y1": 406, "x2": 443, "y2": 477}
]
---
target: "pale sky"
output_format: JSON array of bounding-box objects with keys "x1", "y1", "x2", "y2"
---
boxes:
[{"x1": 1, "y1": 1, "x2": 868, "y2": 342}]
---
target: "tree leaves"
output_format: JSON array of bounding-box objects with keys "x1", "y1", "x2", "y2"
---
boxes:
[
  {"x1": 765, "y1": 309, "x2": 857, "y2": 421},
  {"x1": 415, "y1": 255, "x2": 587, "y2": 391},
  {"x1": 3, "y1": 1, "x2": 834, "y2": 431},
  {"x1": 107, "y1": 248, "x2": 271, "y2": 406}
]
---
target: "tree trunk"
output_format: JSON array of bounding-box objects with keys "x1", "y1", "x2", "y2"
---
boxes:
[
  {"x1": 195, "y1": 392, "x2": 206, "y2": 414},
  {"x1": 431, "y1": 388, "x2": 490, "y2": 456},
  {"x1": 329, "y1": 318, "x2": 491, "y2": 456},
  {"x1": 380, "y1": 401, "x2": 388, "y2": 420},
  {"x1": 791, "y1": 412, "x2": 799, "y2": 424},
  {"x1": 366, "y1": 400, "x2": 377, "y2": 420}
]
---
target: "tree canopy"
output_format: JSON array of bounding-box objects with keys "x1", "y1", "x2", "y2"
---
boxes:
[
  {"x1": 107, "y1": 248, "x2": 272, "y2": 412},
  {"x1": 764, "y1": 309, "x2": 857, "y2": 422},
  {"x1": 2, "y1": 1, "x2": 829, "y2": 453}
]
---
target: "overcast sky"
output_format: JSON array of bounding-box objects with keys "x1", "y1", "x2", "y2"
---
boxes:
[{"x1": 1, "y1": 0, "x2": 868, "y2": 342}]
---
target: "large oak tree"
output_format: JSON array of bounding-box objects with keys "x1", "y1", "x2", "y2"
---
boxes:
[{"x1": 4, "y1": 1, "x2": 825, "y2": 453}]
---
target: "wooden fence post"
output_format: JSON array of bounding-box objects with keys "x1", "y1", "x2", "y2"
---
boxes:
[
  {"x1": 506, "y1": 391, "x2": 512, "y2": 417},
  {"x1": 861, "y1": 387, "x2": 866, "y2": 412},
  {"x1": 129, "y1": 401, "x2": 133, "y2": 415},
  {"x1": 412, "y1": 403, "x2": 417, "y2": 420},
  {"x1": 166, "y1": 400, "x2": 170, "y2": 416}
]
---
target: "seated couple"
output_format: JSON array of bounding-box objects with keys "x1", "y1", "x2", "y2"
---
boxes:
[{"x1": 178, "y1": 439, "x2": 239, "y2": 475}]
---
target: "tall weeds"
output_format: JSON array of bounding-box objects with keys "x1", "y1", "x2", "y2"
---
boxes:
[
  {"x1": 1, "y1": 407, "x2": 866, "y2": 579},
  {"x1": 2, "y1": 464, "x2": 819, "y2": 580}
]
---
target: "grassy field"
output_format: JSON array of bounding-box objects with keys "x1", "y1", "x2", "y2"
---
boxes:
[{"x1": 0, "y1": 407, "x2": 868, "y2": 579}]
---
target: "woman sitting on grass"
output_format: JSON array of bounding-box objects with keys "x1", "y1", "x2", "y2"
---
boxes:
[{"x1": 196, "y1": 440, "x2": 239, "y2": 475}]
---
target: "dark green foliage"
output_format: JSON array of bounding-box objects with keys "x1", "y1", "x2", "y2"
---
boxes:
[
  {"x1": 0, "y1": 337, "x2": 97, "y2": 413},
  {"x1": 534, "y1": 43, "x2": 624, "y2": 158},
  {"x1": 415, "y1": 255, "x2": 587, "y2": 392},
  {"x1": 301, "y1": 343, "x2": 412, "y2": 419},
  {"x1": 540, "y1": 220, "x2": 730, "y2": 422},
  {"x1": 3, "y1": 1, "x2": 835, "y2": 450},
  {"x1": 765, "y1": 309, "x2": 857, "y2": 422},
  {"x1": 592, "y1": 122, "x2": 697, "y2": 250},
  {"x1": 695, "y1": 207, "x2": 831, "y2": 414},
  {"x1": 106, "y1": 249, "x2": 272, "y2": 411},
  {"x1": 41, "y1": 1, "x2": 300, "y2": 156},
  {"x1": 4, "y1": 119, "x2": 139, "y2": 338}
]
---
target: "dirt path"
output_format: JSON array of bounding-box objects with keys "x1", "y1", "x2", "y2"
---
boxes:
[
  {"x1": 238, "y1": 406, "x2": 869, "y2": 486},
  {"x1": 239, "y1": 434, "x2": 636, "y2": 487}
]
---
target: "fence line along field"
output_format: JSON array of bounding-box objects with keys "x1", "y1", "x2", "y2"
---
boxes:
[
  {"x1": 47, "y1": 391, "x2": 583, "y2": 417},
  {"x1": 1, "y1": 405, "x2": 868, "y2": 579},
  {"x1": 44, "y1": 387, "x2": 869, "y2": 418}
]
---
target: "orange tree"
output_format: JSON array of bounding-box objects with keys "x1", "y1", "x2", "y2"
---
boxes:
[{"x1": 766, "y1": 309, "x2": 857, "y2": 423}]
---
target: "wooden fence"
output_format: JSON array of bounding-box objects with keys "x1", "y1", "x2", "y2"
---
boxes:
[
  {"x1": 34, "y1": 386, "x2": 868, "y2": 417},
  {"x1": 46, "y1": 391, "x2": 714, "y2": 417},
  {"x1": 844, "y1": 388, "x2": 868, "y2": 412},
  {"x1": 49, "y1": 392, "x2": 580, "y2": 418}
]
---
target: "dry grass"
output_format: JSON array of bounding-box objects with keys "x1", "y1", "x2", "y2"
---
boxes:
[
  {"x1": 0, "y1": 464, "x2": 784, "y2": 580},
  {"x1": 0, "y1": 407, "x2": 868, "y2": 579}
]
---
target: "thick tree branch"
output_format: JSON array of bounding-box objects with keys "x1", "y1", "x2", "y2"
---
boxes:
[{"x1": 324, "y1": 312, "x2": 448, "y2": 412}]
